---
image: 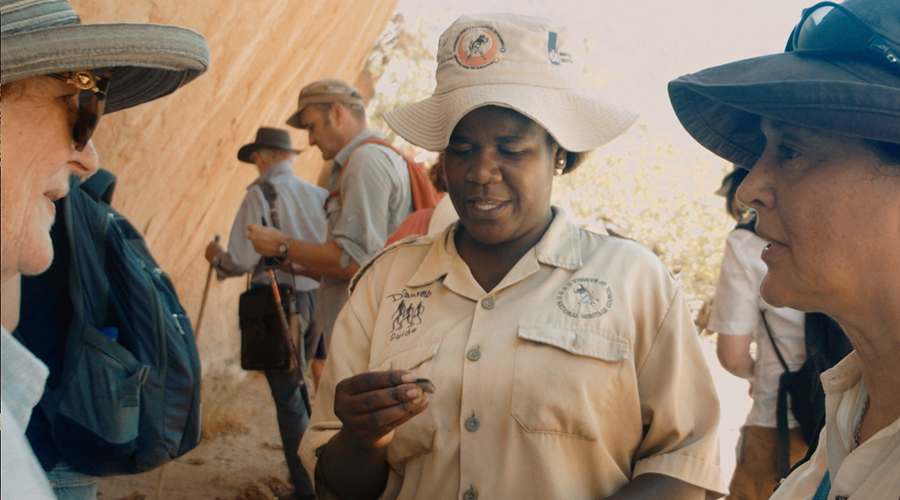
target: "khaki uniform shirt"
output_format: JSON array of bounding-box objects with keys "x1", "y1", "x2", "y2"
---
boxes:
[
  {"x1": 301, "y1": 208, "x2": 725, "y2": 499},
  {"x1": 317, "y1": 129, "x2": 413, "y2": 352},
  {"x1": 771, "y1": 352, "x2": 900, "y2": 500}
]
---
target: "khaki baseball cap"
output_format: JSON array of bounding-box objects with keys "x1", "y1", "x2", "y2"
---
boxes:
[{"x1": 285, "y1": 78, "x2": 365, "y2": 128}]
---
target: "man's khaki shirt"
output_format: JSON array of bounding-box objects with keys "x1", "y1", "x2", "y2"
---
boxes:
[{"x1": 302, "y1": 208, "x2": 725, "y2": 499}]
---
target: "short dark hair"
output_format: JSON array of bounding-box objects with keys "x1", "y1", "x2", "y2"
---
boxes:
[{"x1": 544, "y1": 133, "x2": 590, "y2": 174}]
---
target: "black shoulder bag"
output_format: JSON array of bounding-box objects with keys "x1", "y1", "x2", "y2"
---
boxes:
[{"x1": 238, "y1": 182, "x2": 295, "y2": 371}]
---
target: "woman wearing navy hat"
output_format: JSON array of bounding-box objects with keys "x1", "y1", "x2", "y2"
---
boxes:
[{"x1": 670, "y1": 1, "x2": 900, "y2": 498}]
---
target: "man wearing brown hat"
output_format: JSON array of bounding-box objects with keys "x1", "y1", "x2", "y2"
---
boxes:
[
  {"x1": 248, "y1": 79, "x2": 414, "y2": 371},
  {"x1": 205, "y1": 127, "x2": 326, "y2": 500}
]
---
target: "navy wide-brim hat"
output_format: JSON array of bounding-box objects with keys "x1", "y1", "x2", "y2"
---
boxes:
[
  {"x1": 668, "y1": 0, "x2": 900, "y2": 168},
  {"x1": 1, "y1": 0, "x2": 209, "y2": 114}
]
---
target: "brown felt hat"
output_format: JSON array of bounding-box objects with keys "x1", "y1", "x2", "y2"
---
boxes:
[
  {"x1": 237, "y1": 127, "x2": 301, "y2": 163},
  {"x1": 285, "y1": 78, "x2": 365, "y2": 128}
]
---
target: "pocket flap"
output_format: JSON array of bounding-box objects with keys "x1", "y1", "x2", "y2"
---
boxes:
[{"x1": 517, "y1": 325, "x2": 628, "y2": 362}]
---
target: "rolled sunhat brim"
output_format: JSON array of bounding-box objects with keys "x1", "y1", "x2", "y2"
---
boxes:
[
  {"x1": 237, "y1": 144, "x2": 303, "y2": 163},
  {"x1": 669, "y1": 51, "x2": 900, "y2": 168},
  {"x1": 384, "y1": 84, "x2": 638, "y2": 153},
  {"x1": 1, "y1": 22, "x2": 209, "y2": 113}
]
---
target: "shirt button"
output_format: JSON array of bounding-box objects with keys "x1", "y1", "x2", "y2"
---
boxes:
[
  {"x1": 465, "y1": 416, "x2": 480, "y2": 432},
  {"x1": 481, "y1": 297, "x2": 495, "y2": 309},
  {"x1": 466, "y1": 348, "x2": 481, "y2": 361},
  {"x1": 463, "y1": 487, "x2": 478, "y2": 500}
]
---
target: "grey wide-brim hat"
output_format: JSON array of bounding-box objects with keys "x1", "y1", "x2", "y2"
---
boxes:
[
  {"x1": 1, "y1": 0, "x2": 209, "y2": 114},
  {"x1": 668, "y1": 0, "x2": 900, "y2": 168},
  {"x1": 384, "y1": 13, "x2": 637, "y2": 153}
]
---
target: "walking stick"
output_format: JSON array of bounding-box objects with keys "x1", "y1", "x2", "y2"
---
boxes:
[
  {"x1": 266, "y1": 266, "x2": 313, "y2": 416},
  {"x1": 194, "y1": 234, "x2": 219, "y2": 339}
]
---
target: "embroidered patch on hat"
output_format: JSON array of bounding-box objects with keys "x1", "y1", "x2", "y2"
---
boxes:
[
  {"x1": 454, "y1": 25, "x2": 505, "y2": 69},
  {"x1": 556, "y1": 278, "x2": 613, "y2": 320},
  {"x1": 548, "y1": 31, "x2": 561, "y2": 65}
]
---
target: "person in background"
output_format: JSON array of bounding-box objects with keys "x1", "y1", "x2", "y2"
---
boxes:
[
  {"x1": 300, "y1": 13, "x2": 725, "y2": 500},
  {"x1": 248, "y1": 79, "x2": 415, "y2": 384},
  {"x1": 669, "y1": 0, "x2": 900, "y2": 497},
  {"x1": 205, "y1": 127, "x2": 326, "y2": 500},
  {"x1": 384, "y1": 153, "x2": 458, "y2": 246},
  {"x1": 708, "y1": 167, "x2": 808, "y2": 500},
  {"x1": 0, "y1": 0, "x2": 208, "y2": 497}
]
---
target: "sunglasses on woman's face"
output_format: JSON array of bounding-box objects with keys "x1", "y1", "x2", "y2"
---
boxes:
[
  {"x1": 50, "y1": 70, "x2": 111, "y2": 152},
  {"x1": 786, "y1": 1, "x2": 900, "y2": 75}
]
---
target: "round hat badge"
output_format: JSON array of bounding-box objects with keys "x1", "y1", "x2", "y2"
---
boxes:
[{"x1": 454, "y1": 25, "x2": 504, "y2": 69}]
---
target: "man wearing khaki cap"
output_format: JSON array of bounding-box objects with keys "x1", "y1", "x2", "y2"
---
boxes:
[{"x1": 249, "y1": 79, "x2": 414, "y2": 379}]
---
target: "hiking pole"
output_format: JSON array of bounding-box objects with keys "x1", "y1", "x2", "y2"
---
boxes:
[
  {"x1": 194, "y1": 234, "x2": 219, "y2": 339},
  {"x1": 266, "y1": 267, "x2": 313, "y2": 416}
]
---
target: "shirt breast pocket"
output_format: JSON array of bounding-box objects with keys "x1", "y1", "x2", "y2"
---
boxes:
[
  {"x1": 512, "y1": 324, "x2": 629, "y2": 441},
  {"x1": 369, "y1": 340, "x2": 441, "y2": 471}
]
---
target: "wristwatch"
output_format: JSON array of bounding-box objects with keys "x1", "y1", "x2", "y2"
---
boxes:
[{"x1": 277, "y1": 238, "x2": 290, "y2": 258}]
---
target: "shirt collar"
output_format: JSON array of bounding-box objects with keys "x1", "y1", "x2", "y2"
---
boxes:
[
  {"x1": 821, "y1": 351, "x2": 863, "y2": 395},
  {"x1": 332, "y1": 129, "x2": 383, "y2": 169},
  {"x1": 249, "y1": 160, "x2": 293, "y2": 189},
  {"x1": 407, "y1": 206, "x2": 583, "y2": 289}
]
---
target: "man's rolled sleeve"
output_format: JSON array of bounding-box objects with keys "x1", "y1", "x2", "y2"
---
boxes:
[
  {"x1": 331, "y1": 146, "x2": 403, "y2": 267},
  {"x1": 216, "y1": 187, "x2": 267, "y2": 278}
]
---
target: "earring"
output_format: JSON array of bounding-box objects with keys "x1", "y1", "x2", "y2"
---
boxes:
[
  {"x1": 555, "y1": 158, "x2": 565, "y2": 176},
  {"x1": 554, "y1": 167, "x2": 564, "y2": 176}
]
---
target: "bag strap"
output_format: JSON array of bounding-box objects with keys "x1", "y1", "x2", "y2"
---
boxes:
[
  {"x1": 762, "y1": 311, "x2": 790, "y2": 372},
  {"x1": 258, "y1": 181, "x2": 281, "y2": 230},
  {"x1": 327, "y1": 138, "x2": 439, "y2": 211},
  {"x1": 762, "y1": 310, "x2": 794, "y2": 480},
  {"x1": 255, "y1": 181, "x2": 287, "y2": 290}
]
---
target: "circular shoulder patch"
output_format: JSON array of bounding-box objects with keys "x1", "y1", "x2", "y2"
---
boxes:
[
  {"x1": 454, "y1": 25, "x2": 504, "y2": 69},
  {"x1": 556, "y1": 278, "x2": 613, "y2": 320}
]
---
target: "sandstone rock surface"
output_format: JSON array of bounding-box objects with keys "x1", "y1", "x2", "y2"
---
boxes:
[{"x1": 70, "y1": 0, "x2": 399, "y2": 375}]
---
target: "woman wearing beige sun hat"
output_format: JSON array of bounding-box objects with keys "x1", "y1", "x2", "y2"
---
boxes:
[
  {"x1": 300, "y1": 12, "x2": 725, "y2": 500},
  {"x1": 1, "y1": 0, "x2": 208, "y2": 498}
]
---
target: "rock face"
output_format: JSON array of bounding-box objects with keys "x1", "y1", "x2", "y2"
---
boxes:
[{"x1": 70, "y1": 0, "x2": 399, "y2": 375}]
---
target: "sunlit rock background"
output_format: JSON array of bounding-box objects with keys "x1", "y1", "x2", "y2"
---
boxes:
[{"x1": 72, "y1": 0, "x2": 399, "y2": 393}]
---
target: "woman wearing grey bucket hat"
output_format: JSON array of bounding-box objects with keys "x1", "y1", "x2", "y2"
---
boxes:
[
  {"x1": 301, "y1": 13, "x2": 725, "y2": 500},
  {"x1": 669, "y1": 1, "x2": 900, "y2": 499},
  {"x1": 0, "y1": 0, "x2": 208, "y2": 499}
]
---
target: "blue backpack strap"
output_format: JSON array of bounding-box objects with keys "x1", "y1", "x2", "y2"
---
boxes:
[{"x1": 812, "y1": 470, "x2": 831, "y2": 500}]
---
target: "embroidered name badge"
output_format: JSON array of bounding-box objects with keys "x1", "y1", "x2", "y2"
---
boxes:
[
  {"x1": 556, "y1": 278, "x2": 613, "y2": 319},
  {"x1": 388, "y1": 289, "x2": 432, "y2": 341},
  {"x1": 454, "y1": 25, "x2": 505, "y2": 69}
]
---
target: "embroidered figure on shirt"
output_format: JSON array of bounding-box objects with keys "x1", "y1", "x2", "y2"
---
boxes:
[
  {"x1": 572, "y1": 284, "x2": 602, "y2": 315},
  {"x1": 556, "y1": 278, "x2": 613, "y2": 320}
]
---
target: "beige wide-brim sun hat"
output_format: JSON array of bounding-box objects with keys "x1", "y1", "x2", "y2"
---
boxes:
[
  {"x1": 384, "y1": 13, "x2": 638, "y2": 153},
  {"x1": 1, "y1": 0, "x2": 209, "y2": 114}
]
